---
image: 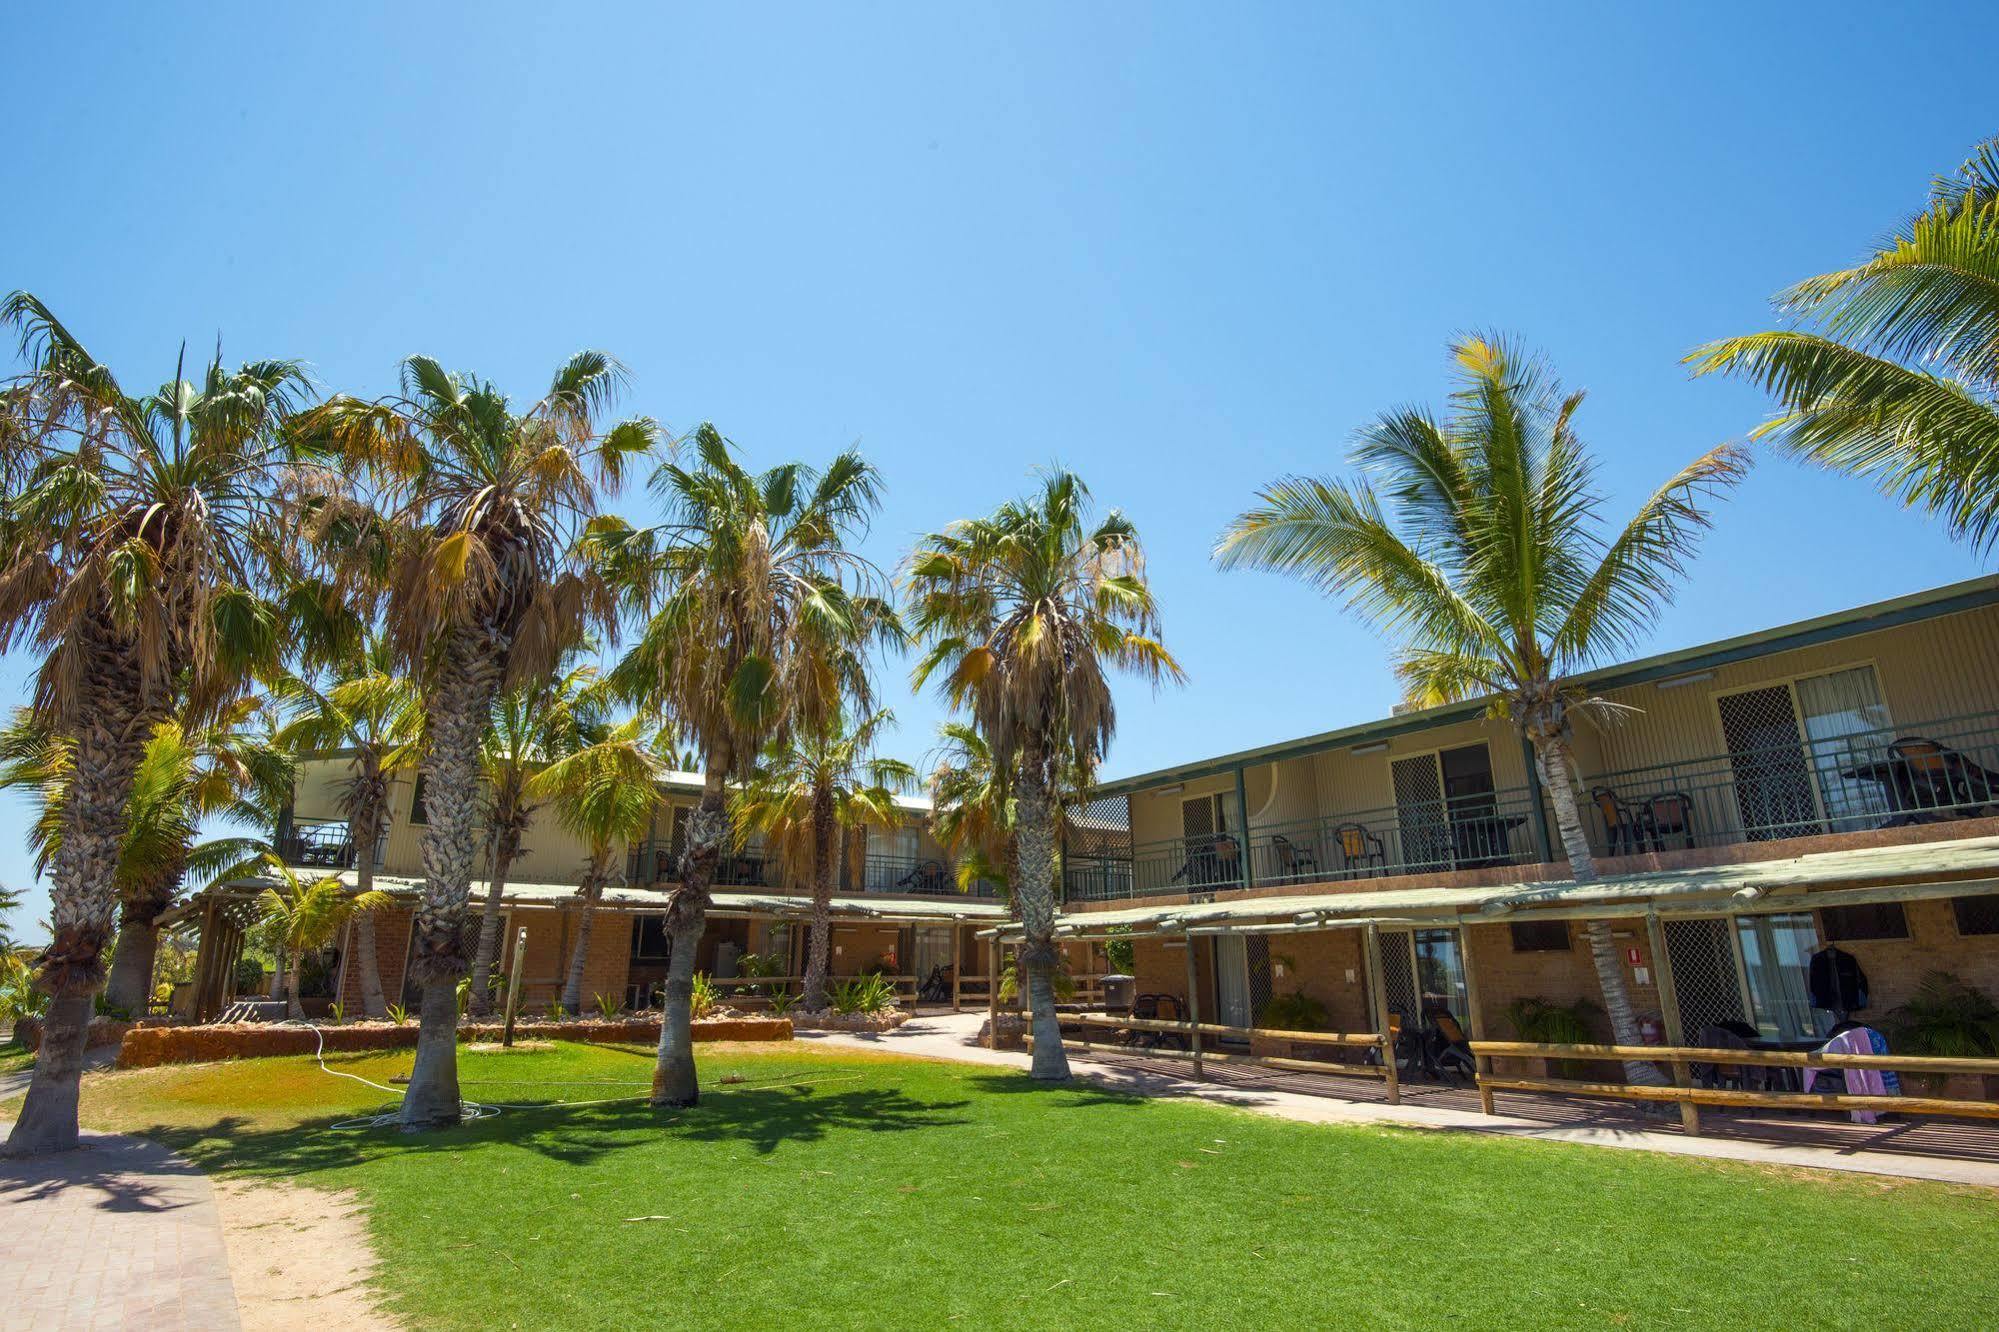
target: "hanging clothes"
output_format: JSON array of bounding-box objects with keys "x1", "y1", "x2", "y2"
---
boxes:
[
  {"x1": 1807, "y1": 944, "x2": 1869, "y2": 1014},
  {"x1": 1804, "y1": 1027, "x2": 1897, "y2": 1124}
]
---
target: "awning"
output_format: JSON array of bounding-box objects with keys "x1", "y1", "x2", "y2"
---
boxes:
[
  {"x1": 162, "y1": 871, "x2": 1013, "y2": 929},
  {"x1": 983, "y1": 835, "x2": 1999, "y2": 941}
]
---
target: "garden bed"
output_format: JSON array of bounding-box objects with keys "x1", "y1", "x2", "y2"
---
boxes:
[
  {"x1": 785, "y1": 1008, "x2": 911, "y2": 1033},
  {"x1": 15, "y1": 1014, "x2": 184, "y2": 1052},
  {"x1": 115, "y1": 1014, "x2": 791, "y2": 1068}
]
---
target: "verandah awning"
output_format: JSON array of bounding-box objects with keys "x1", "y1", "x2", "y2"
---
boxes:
[{"x1": 981, "y1": 834, "x2": 1999, "y2": 941}]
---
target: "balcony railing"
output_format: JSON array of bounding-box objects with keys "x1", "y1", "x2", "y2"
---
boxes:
[
  {"x1": 277, "y1": 820, "x2": 360, "y2": 870},
  {"x1": 623, "y1": 842, "x2": 998, "y2": 898},
  {"x1": 1581, "y1": 709, "x2": 1999, "y2": 859}
]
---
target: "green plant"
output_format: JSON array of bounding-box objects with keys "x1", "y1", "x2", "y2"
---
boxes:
[
  {"x1": 1258, "y1": 989, "x2": 1331, "y2": 1032},
  {"x1": 547, "y1": 1001, "x2": 568, "y2": 1021},
  {"x1": 594, "y1": 991, "x2": 623, "y2": 1019},
  {"x1": 457, "y1": 976, "x2": 473, "y2": 1018},
  {"x1": 386, "y1": 1002, "x2": 410, "y2": 1026},
  {"x1": 328, "y1": 1001, "x2": 346, "y2": 1025},
  {"x1": 830, "y1": 973, "x2": 898, "y2": 1016},
  {"x1": 1888, "y1": 972, "x2": 1999, "y2": 1058},
  {"x1": 765, "y1": 989, "x2": 798, "y2": 1017},
  {"x1": 0, "y1": 951, "x2": 49, "y2": 1025},
  {"x1": 1103, "y1": 927, "x2": 1135, "y2": 976},
  {"x1": 997, "y1": 956, "x2": 1074, "y2": 1005},
  {"x1": 92, "y1": 993, "x2": 132, "y2": 1020},
  {"x1": 1504, "y1": 996, "x2": 1605, "y2": 1078},
  {"x1": 691, "y1": 973, "x2": 719, "y2": 1021}
]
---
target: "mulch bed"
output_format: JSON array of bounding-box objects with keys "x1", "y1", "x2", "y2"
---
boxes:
[{"x1": 116, "y1": 1015, "x2": 791, "y2": 1068}]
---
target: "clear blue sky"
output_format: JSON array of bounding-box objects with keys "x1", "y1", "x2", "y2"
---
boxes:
[{"x1": 3, "y1": 3, "x2": 1993, "y2": 942}]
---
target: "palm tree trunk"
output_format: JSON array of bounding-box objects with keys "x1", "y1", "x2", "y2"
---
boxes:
[
  {"x1": 6, "y1": 643, "x2": 150, "y2": 1158},
  {"x1": 400, "y1": 632, "x2": 504, "y2": 1131},
  {"x1": 468, "y1": 818, "x2": 521, "y2": 1018},
  {"x1": 1533, "y1": 734, "x2": 1667, "y2": 1087},
  {"x1": 104, "y1": 887, "x2": 172, "y2": 1018},
  {"x1": 653, "y1": 759, "x2": 728, "y2": 1107},
  {"x1": 350, "y1": 789, "x2": 389, "y2": 1018},
  {"x1": 287, "y1": 956, "x2": 308, "y2": 1020},
  {"x1": 801, "y1": 782, "x2": 836, "y2": 1013},
  {"x1": 1013, "y1": 746, "x2": 1069, "y2": 1081},
  {"x1": 561, "y1": 859, "x2": 607, "y2": 1014}
]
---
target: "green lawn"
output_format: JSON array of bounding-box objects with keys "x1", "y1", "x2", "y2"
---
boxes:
[
  {"x1": 14, "y1": 1040, "x2": 1997, "y2": 1330},
  {"x1": 0, "y1": 1037, "x2": 34, "y2": 1074}
]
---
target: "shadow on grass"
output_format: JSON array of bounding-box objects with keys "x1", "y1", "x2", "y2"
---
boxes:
[
  {"x1": 959, "y1": 1072, "x2": 1157, "y2": 1109},
  {"x1": 124, "y1": 1079, "x2": 976, "y2": 1178}
]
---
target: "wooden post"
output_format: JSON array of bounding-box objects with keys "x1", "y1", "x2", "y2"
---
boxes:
[
  {"x1": 986, "y1": 935, "x2": 1000, "y2": 1048},
  {"x1": 1365, "y1": 924, "x2": 1400, "y2": 1105},
  {"x1": 1182, "y1": 931, "x2": 1204, "y2": 1079},
  {"x1": 951, "y1": 925, "x2": 963, "y2": 1012},
  {"x1": 1645, "y1": 912, "x2": 1700, "y2": 1135},
  {"x1": 1459, "y1": 924, "x2": 1495, "y2": 1116},
  {"x1": 502, "y1": 925, "x2": 528, "y2": 1049}
]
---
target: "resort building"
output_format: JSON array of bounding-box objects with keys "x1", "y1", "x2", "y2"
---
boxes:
[
  {"x1": 1034, "y1": 573, "x2": 1999, "y2": 1077},
  {"x1": 165, "y1": 573, "x2": 1999, "y2": 1088}
]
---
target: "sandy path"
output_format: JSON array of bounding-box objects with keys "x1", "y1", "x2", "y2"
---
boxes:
[{"x1": 213, "y1": 1176, "x2": 400, "y2": 1330}]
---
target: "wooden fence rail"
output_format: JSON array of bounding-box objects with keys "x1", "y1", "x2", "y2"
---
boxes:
[
  {"x1": 1468, "y1": 1040, "x2": 1999, "y2": 1134},
  {"x1": 1031, "y1": 1012, "x2": 1401, "y2": 1103}
]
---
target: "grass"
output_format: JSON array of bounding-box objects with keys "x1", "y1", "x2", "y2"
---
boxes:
[
  {"x1": 0, "y1": 1037, "x2": 34, "y2": 1074},
  {"x1": 12, "y1": 1040, "x2": 1998, "y2": 1330}
]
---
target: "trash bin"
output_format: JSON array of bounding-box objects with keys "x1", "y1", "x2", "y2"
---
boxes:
[{"x1": 1100, "y1": 973, "x2": 1136, "y2": 1014}]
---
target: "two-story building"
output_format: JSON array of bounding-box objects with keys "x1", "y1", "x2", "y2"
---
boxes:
[{"x1": 1027, "y1": 573, "x2": 1999, "y2": 1067}]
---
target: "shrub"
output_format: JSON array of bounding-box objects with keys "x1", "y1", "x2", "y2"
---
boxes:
[
  {"x1": 386, "y1": 1002, "x2": 411, "y2": 1025},
  {"x1": 1258, "y1": 989, "x2": 1331, "y2": 1032},
  {"x1": 1889, "y1": 972, "x2": 1999, "y2": 1057},
  {"x1": 997, "y1": 957, "x2": 1075, "y2": 1005},
  {"x1": 328, "y1": 1001, "x2": 346, "y2": 1025},
  {"x1": 691, "y1": 972, "x2": 719, "y2": 1020},
  {"x1": 593, "y1": 991, "x2": 623, "y2": 1019},
  {"x1": 0, "y1": 951, "x2": 47, "y2": 1025},
  {"x1": 831, "y1": 974, "x2": 898, "y2": 1015},
  {"x1": 766, "y1": 989, "x2": 798, "y2": 1017}
]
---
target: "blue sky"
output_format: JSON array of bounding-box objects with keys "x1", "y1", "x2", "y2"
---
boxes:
[{"x1": 2, "y1": 3, "x2": 1994, "y2": 942}]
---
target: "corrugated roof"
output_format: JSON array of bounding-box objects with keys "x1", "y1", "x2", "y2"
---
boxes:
[
  {"x1": 984, "y1": 835, "x2": 1999, "y2": 939},
  {"x1": 178, "y1": 871, "x2": 1009, "y2": 925}
]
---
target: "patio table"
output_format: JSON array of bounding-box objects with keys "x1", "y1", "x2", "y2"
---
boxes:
[{"x1": 1839, "y1": 748, "x2": 1999, "y2": 822}]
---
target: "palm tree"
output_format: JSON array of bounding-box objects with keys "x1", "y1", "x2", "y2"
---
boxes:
[
  {"x1": 299, "y1": 352, "x2": 656, "y2": 1128},
  {"x1": 733, "y1": 708, "x2": 916, "y2": 1012},
  {"x1": 1689, "y1": 140, "x2": 1999, "y2": 551},
  {"x1": 906, "y1": 472, "x2": 1182, "y2": 1080},
  {"x1": 1216, "y1": 335, "x2": 1746, "y2": 1084},
  {"x1": 253, "y1": 861, "x2": 393, "y2": 1019},
  {"x1": 526, "y1": 717, "x2": 668, "y2": 1013},
  {"x1": 273, "y1": 630, "x2": 422, "y2": 1017},
  {"x1": 0, "y1": 295, "x2": 314, "y2": 1155},
  {"x1": 0, "y1": 703, "x2": 282, "y2": 1017},
  {"x1": 605, "y1": 425, "x2": 889, "y2": 1105},
  {"x1": 466, "y1": 653, "x2": 606, "y2": 1016}
]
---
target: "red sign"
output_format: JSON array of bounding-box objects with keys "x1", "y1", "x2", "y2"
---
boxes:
[{"x1": 1626, "y1": 947, "x2": 1642, "y2": 965}]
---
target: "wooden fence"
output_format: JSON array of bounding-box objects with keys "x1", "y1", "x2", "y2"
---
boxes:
[{"x1": 1470, "y1": 1040, "x2": 1999, "y2": 1134}]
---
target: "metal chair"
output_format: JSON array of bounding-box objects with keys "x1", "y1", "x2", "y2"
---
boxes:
[
  {"x1": 1591, "y1": 786, "x2": 1644, "y2": 855},
  {"x1": 896, "y1": 858, "x2": 951, "y2": 894},
  {"x1": 1332, "y1": 823, "x2": 1385, "y2": 875},
  {"x1": 1642, "y1": 791, "x2": 1696, "y2": 850},
  {"x1": 1270, "y1": 833, "x2": 1320, "y2": 880}
]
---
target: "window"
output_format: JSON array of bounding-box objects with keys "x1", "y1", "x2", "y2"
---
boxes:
[
  {"x1": 409, "y1": 775, "x2": 429, "y2": 826},
  {"x1": 1509, "y1": 920, "x2": 1569, "y2": 952},
  {"x1": 630, "y1": 915, "x2": 672, "y2": 961},
  {"x1": 1951, "y1": 894, "x2": 1999, "y2": 936},
  {"x1": 1820, "y1": 902, "x2": 1909, "y2": 942}
]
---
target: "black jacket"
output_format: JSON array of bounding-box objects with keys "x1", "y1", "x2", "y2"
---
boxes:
[{"x1": 1808, "y1": 945, "x2": 1869, "y2": 1013}]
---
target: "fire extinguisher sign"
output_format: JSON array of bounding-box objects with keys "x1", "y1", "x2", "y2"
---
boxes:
[{"x1": 1626, "y1": 946, "x2": 1642, "y2": 965}]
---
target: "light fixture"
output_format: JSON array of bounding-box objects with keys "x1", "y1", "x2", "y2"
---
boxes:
[
  {"x1": 1153, "y1": 783, "x2": 1184, "y2": 796},
  {"x1": 1351, "y1": 741, "x2": 1389, "y2": 756},
  {"x1": 1656, "y1": 670, "x2": 1716, "y2": 691}
]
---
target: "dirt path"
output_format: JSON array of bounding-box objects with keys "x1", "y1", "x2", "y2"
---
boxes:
[{"x1": 212, "y1": 1177, "x2": 400, "y2": 1330}]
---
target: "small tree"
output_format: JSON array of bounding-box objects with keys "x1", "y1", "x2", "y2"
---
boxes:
[{"x1": 254, "y1": 862, "x2": 392, "y2": 1019}]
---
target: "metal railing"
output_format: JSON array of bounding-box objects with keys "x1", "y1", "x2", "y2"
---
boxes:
[
  {"x1": 277, "y1": 820, "x2": 360, "y2": 870},
  {"x1": 623, "y1": 842, "x2": 997, "y2": 898},
  {"x1": 1581, "y1": 710, "x2": 1999, "y2": 860}
]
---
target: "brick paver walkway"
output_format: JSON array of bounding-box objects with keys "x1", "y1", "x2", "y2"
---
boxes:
[{"x1": 0, "y1": 1123, "x2": 241, "y2": 1331}]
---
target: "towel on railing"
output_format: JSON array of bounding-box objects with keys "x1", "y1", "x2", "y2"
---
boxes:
[{"x1": 1803, "y1": 1027, "x2": 1898, "y2": 1123}]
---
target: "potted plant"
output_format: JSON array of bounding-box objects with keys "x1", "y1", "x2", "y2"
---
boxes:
[{"x1": 1886, "y1": 972, "x2": 1999, "y2": 1099}]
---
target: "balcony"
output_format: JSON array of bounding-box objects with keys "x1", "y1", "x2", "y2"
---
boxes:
[
  {"x1": 624, "y1": 842, "x2": 998, "y2": 898},
  {"x1": 1582, "y1": 709, "x2": 1999, "y2": 860},
  {"x1": 277, "y1": 819, "x2": 360, "y2": 870},
  {"x1": 1064, "y1": 783, "x2": 1547, "y2": 903}
]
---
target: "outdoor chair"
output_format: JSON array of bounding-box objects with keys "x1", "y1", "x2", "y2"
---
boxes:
[
  {"x1": 1642, "y1": 791, "x2": 1696, "y2": 850},
  {"x1": 1591, "y1": 787, "x2": 1644, "y2": 855},
  {"x1": 1270, "y1": 833, "x2": 1320, "y2": 880},
  {"x1": 896, "y1": 858, "x2": 951, "y2": 894},
  {"x1": 1890, "y1": 736, "x2": 1957, "y2": 811},
  {"x1": 1332, "y1": 823, "x2": 1386, "y2": 876}
]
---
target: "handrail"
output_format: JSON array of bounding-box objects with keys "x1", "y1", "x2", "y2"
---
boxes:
[{"x1": 1468, "y1": 1038, "x2": 1999, "y2": 1133}]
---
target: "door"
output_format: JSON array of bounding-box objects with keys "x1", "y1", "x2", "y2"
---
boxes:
[
  {"x1": 1794, "y1": 666, "x2": 1894, "y2": 831},
  {"x1": 1662, "y1": 913, "x2": 1822, "y2": 1042},
  {"x1": 1374, "y1": 929, "x2": 1421, "y2": 1028},
  {"x1": 1181, "y1": 794, "x2": 1236, "y2": 888},
  {"x1": 1391, "y1": 755, "x2": 1451, "y2": 872},
  {"x1": 1662, "y1": 917, "x2": 1749, "y2": 1039},
  {"x1": 910, "y1": 925, "x2": 954, "y2": 990},
  {"x1": 1716, "y1": 686, "x2": 1821, "y2": 840},
  {"x1": 1412, "y1": 929, "x2": 1469, "y2": 1022},
  {"x1": 1440, "y1": 743, "x2": 1505, "y2": 867},
  {"x1": 1213, "y1": 934, "x2": 1252, "y2": 1028}
]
